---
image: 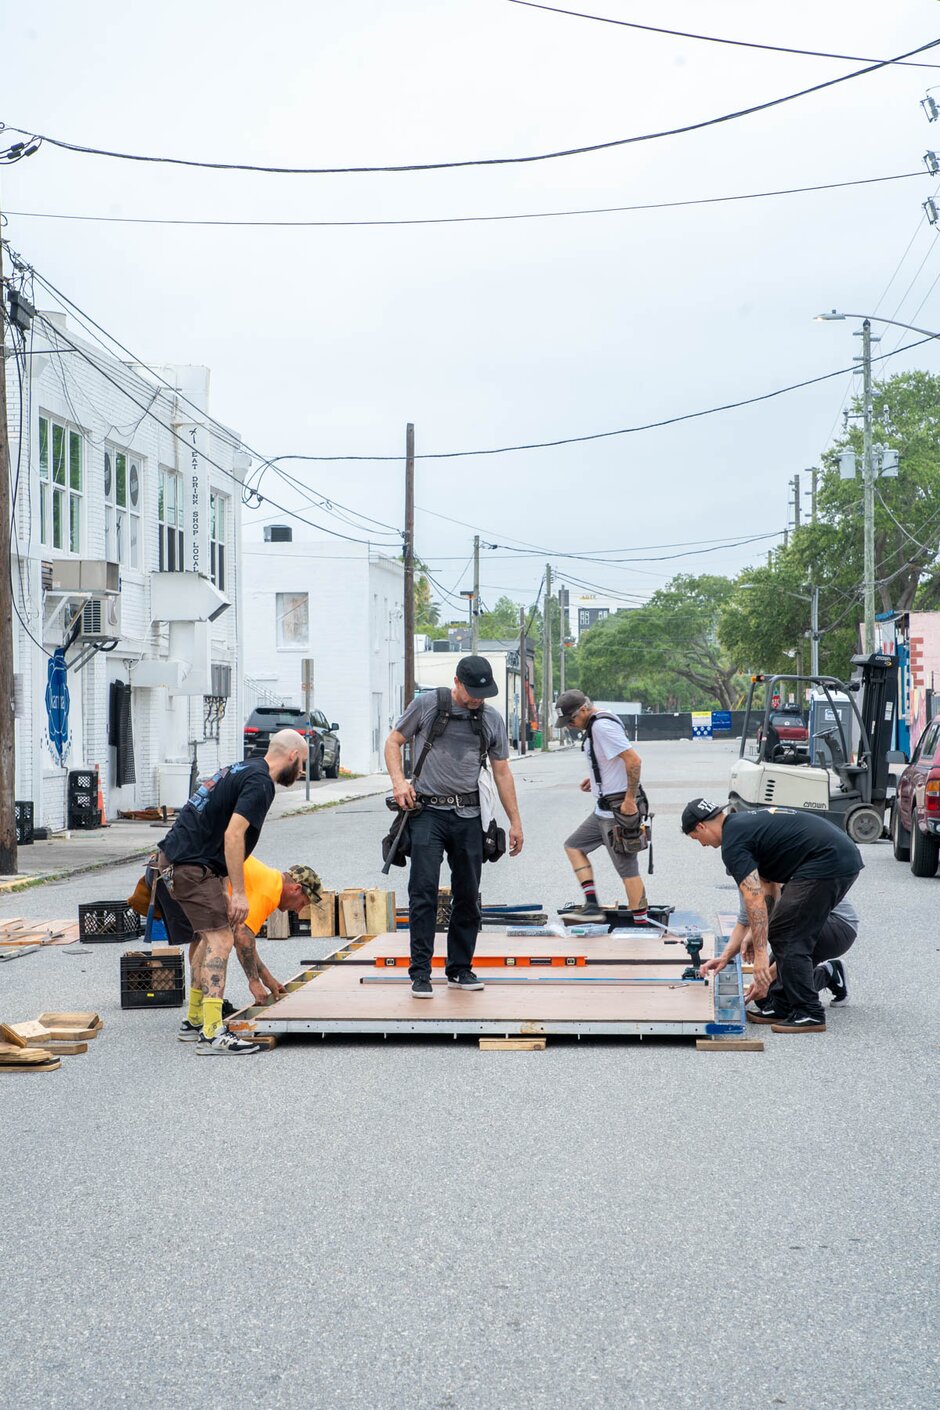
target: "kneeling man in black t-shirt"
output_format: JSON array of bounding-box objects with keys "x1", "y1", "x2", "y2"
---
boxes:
[{"x1": 682, "y1": 799, "x2": 862, "y2": 1034}]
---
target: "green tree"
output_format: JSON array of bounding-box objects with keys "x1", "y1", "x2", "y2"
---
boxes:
[
  {"x1": 414, "y1": 571, "x2": 441, "y2": 631},
  {"x1": 476, "y1": 595, "x2": 522, "y2": 640},
  {"x1": 578, "y1": 575, "x2": 742, "y2": 710}
]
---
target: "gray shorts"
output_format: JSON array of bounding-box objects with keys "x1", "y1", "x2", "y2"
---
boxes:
[{"x1": 564, "y1": 812, "x2": 640, "y2": 879}]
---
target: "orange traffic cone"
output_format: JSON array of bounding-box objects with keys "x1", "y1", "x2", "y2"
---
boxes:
[{"x1": 95, "y1": 765, "x2": 108, "y2": 827}]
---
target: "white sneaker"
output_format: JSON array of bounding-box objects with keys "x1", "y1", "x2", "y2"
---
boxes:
[{"x1": 195, "y1": 1028, "x2": 261, "y2": 1055}]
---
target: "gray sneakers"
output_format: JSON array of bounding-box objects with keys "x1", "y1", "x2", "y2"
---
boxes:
[{"x1": 195, "y1": 1028, "x2": 262, "y2": 1055}]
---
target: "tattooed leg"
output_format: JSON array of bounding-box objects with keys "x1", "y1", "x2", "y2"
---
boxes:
[
  {"x1": 189, "y1": 935, "x2": 207, "y2": 990},
  {"x1": 199, "y1": 926, "x2": 235, "y2": 1000},
  {"x1": 623, "y1": 876, "x2": 648, "y2": 910}
]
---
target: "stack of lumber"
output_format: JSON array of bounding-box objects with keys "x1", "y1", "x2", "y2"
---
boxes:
[
  {"x1": 294, "y1": 887, "x2": 395, "y2": 939},
  {"x1": 0, "y1": 1010, "x2": 102, "y2": 1071}
]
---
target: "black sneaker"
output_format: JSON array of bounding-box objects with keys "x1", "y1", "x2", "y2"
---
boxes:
[
  {"x1": 447, "y1": 970, "x2": 485, "y2": 991},
  {"x1": 560, "y1": 900, "x2": 605, "y2": 920},
  {"x1": 411, "y1": 977, "x2": 434, "y2": 998},
  {"x1": 195, "y1": 1028, "x2": 262, "y2": 1055},
  {"x1": 770, "y1": 1014, "x2": 827, "y2": 1033},
  {"x1": 746, "y1": 1001, "x2": 789, "y2": 1025},
  {"x1": 828, "y1": 959, "x2": 849, "y2": 1005}
]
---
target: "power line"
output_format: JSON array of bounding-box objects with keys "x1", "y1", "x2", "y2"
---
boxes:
[
  {"x1": 4, "y1": 170, "x2": 927, "y2": 229},
  {"x1": 507, "y1": 2, "x2": 940, "y2": 69},
  {"x1": 27, "y1": 312, "x2": 397, "y2": 548},
  {"x1": 4, "y1": 38, "x2": 936, "y2": 175},
  {"x1": 264, "y1": 335, "x2": 939, "y2": 463},
  {"x1": 19, "y1": 258, "x2": 401, "y2": 541}
]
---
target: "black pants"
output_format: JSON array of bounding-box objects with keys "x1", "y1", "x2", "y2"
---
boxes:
[
  {"x1": 766, "y1": 875, "x2": 859, "y2": 1022},
  {"x1": 408, "y1": 808, "x2": 483, "y2": 980}
]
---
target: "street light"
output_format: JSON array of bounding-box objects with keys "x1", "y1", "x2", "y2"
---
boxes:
[
  {"x1": 740, "y1": 581, "x2": 820, "y2": 675},
  {"x1": 815, "y1": 310, "x2": 940, "y2": 653},
  {"x1": 459, "y1": 589, "x2": 475, "y2": 631}
]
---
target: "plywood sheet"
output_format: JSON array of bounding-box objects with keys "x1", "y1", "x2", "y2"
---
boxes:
[{"x1": 257, "y1": 929, "x2": 719, "y2": 1030}]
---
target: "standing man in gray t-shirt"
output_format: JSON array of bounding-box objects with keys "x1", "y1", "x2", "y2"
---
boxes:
[{"x1": 384, "y1": 656, "x2": 524, "y2": 998}]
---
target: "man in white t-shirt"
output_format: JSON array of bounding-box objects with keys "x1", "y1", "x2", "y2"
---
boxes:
[{"x1": 555, "y1": 690, "x2": 648, "y2": 920}]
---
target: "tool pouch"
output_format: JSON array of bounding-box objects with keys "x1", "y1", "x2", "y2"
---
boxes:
[
  {"x1": 380, "y1": 798, "x2": 424, "y2": 868},
  {"x1": 481, "y1": 818, "x2": 507, "y2": 864}
]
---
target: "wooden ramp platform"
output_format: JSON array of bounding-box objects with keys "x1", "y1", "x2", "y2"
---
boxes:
[{"x1": 250, "y1": 927, "x2": 747, "y2": 1041}]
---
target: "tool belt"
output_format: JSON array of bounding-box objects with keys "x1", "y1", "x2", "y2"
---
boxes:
[
  {"x1": 417, "y1": 790, "x2": 481, "y2": 807},
  {"x1": 599, "y1": 793, "x2": 650, "y2": 858}
]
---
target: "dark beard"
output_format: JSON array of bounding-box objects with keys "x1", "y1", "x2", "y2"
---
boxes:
[{"x1": 277, "y1": 760, "x2": 301, "y2": 786}]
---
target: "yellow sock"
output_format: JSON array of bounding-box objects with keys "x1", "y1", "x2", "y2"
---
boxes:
[
  {"x1": 187, "y1": 987, "x2": 204, "y2": 1025},
  {"x1": 202, "y1": 998, "x2": 223, "y2": 1039}
]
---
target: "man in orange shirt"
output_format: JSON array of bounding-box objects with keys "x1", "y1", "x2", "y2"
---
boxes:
[{"x1": 150, "y1": 855, "x2": 321, "y2": 1040}]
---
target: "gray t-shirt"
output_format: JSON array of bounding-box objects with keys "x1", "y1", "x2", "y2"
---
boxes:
[
  {"x1": 735, "y1": 894, "x2": 858, "y2": 932},
  {"x1": 394, "y1": 693, "x2": 510, "y2": 817}
]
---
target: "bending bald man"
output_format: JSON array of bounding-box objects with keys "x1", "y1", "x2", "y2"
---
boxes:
[{"x1": 156, "y1": 728, "x2": 307, "y2": 1054}]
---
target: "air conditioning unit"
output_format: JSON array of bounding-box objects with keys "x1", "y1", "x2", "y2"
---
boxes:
[
  {"x1": 51, "y1": 559, "x2": 120, "y2": 595},
  {"x1": 80, "y1": 594, "x2": 122, "y2": 641},
  {"x1": 210, "y1": 663, "x2": 232, "y2": 698}
]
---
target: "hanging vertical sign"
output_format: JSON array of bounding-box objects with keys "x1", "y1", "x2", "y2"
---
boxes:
[
  {"x1": 182, "y1": 422, "x2": 210, "y2": 578},
  {"x1": 45, "y1": 647, "x2": 71, "y2": 767}
]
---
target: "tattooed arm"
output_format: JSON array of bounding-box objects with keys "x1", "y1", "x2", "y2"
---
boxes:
[
  {"x1": 233, "y1": 922, "x2": 269, "y2": 1004},
  {"x1": 739, "y1": 869, "x2": 772, "y2": 997},
  {"x1": 618, "y1": 748, "x2": 642, "y2": 817}
]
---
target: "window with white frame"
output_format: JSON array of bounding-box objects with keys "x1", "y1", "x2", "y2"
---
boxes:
[
  {"x1": 38, "y1": 415, "x2": 83, "y2": 552},
  {"x1": 104, "y1": 445, "x2": 142, "y2": 568},
  {"x1": 276, "y1": 592, "x2": 309, "y2": 649},
  {"x1": 158, "y1": 467, "x2": 185, "y2": 572},
  {"x1": 209, "y1": 491, "x2": 227, "y2": 590}
]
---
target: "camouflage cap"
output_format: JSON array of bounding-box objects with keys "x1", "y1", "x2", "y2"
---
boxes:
[{"x1": 286, "y1": 864, "x2": 322, "y2": 903}]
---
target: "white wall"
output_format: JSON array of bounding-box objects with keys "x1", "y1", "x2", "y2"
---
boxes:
[
  {"x1": 240, "y1": 534, "x2": 404, "y2": 774},
  {"x1": 8, "y1": 317, "x2": 245, "y2": 824}
]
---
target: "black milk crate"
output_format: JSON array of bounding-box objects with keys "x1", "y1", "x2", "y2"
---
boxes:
[
  {"x1": 79, "y1": 900, "x2": 142, "y2": 943},
  {"x1": 68, "y1": 799, "x2": 100, "y2": 830},
  {"x1": 68, "y1": 768, "x2": 98, "y2": 797},
  {"x1": 120, "y1": 948, "x2": 185, "y2": 1008},
  {"x1": 15, "y1": 801, "x2": 34, "y2": 846},
  {"x1": 288, "y1": 910, "x2": 310, "y2": 937}
]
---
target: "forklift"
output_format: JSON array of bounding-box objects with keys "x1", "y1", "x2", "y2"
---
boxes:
[{"x1": 728, "y1": 652, "x2": 898, "y2": 844}]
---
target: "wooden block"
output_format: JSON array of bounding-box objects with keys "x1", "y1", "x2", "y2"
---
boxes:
[
  {"x1": 264, "y1": 909, "x2": 291, "y2": 939},
  {"x1": 41, "y1": 1041, "x2": 89, "y2": 1056},
  {"x1": 306, "y1": 892, "x2": 336, "y2": 938},
  {"x1": 36, "y1": 1013, "x2": 103, "y2": 1041},
  {"x1": 251, "y1": 1034, "x2": 278, "y2": 1049},
  {"x1": 479, "y1": 1037, "x2": 547, "y2": 1051},
  {"x1": 696, "y1": 1038, "x2": 764, "y2": 1052},
  {"x1": 0, "y1": 1043, "x2": 61, "y2": 1070},
  {"x1": 0, "y1": 1022, "x2": 29, "y2": 1048},
  {"x1": 6, "y1": 1020, "x2": 52, "y2": 1045},
  {"x1": 364, "y1": 888, "x2": 395, "y2": 935},
  {"x1": 339, "y1": 891, "x2": 367, "y2": 938}
]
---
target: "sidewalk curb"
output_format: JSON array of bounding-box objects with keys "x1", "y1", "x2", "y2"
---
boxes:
[{"x1": 0, "y1": 847, "x2": 157, "y2": 895}]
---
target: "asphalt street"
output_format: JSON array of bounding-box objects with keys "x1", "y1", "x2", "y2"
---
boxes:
[{"x1": 1, "y1": 741, "x2": 936, "y2": 1410}]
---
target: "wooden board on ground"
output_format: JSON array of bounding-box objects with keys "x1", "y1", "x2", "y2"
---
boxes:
[
  {"x1": 364, "y1": 888, "x2": 395, "y2": 935},
  {"x1": 339, "y1": 890, "x2": 367, "y2": 938},
  {"x1": 36, "y1": 1012, "x2": 103, "y2": 1041},
  {"x1": 0, "y1": 1043, "x2": 61, "y2": 1071},
  {"x1": 3, "y1": 1020, "x2": 49, "y2": 1045},
  {"x1": 696, "y1": 1038, "x2": 764, "y2": 1052},
  {"x1": 479, "y1": 1037, "x2": 546, "y2": 1051}
]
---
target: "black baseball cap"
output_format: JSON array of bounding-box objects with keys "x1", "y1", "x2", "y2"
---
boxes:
[
  {"x1": 455, "y1": 655, "x2": 499, "y2": 699},
  {"x1": 681, "y1": 798, "x2": 726, "y2": 833},
  {"x1": 555, "y1": 689, "x2": 589, "y2": 725}
]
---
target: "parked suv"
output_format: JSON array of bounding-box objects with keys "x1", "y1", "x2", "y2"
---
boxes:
[
  {"x1": 891, "y1": 716, "x2": 940, "y2": 877},
  {"x1": 243, "y1": 706, "x2": 340, "y2": 781}
]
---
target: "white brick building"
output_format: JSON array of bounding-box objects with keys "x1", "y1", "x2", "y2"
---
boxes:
[
  {"x1": 241, "y1": 527, "x2": 404, "y2": 774},
  {"x1": 7, "y1": 311, "x2": 247, "y2": 827}
]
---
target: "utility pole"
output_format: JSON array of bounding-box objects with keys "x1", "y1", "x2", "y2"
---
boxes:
[
  {"x1": 809, "y1": 585, "x2": 820, "y2": 676},
  {"x1": 791, "y1": 474, "x2": 801, "y2": 530},
  {"x1": 471, "y1": 533, "x2": 480, "y2": 652},
  {"x1": 558, "y1": 584, "x2": 567, "y2": 695},
  {"x1": 403, "y1": 422, "x2": 415, "y2": 707},
  {"x1": 542, "y1": 564, "x2": 552, "y2": 751},
  {"x1": 809, "y1": 467, "x2": 818, "y2": 523},
  {"x1": 518, "y1": 604, "x2": 527, "y2": 756},
  {"x1": 860, "y1": 319, "x2": 875, "y2": 653},
  {"x1": 0, "y1": 230, "x2": 19, "y2": 875}
]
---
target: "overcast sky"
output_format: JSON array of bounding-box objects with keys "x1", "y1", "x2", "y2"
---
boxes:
[{"x1": 3, "y1": 0, "x2": 939, "y2": 616}]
